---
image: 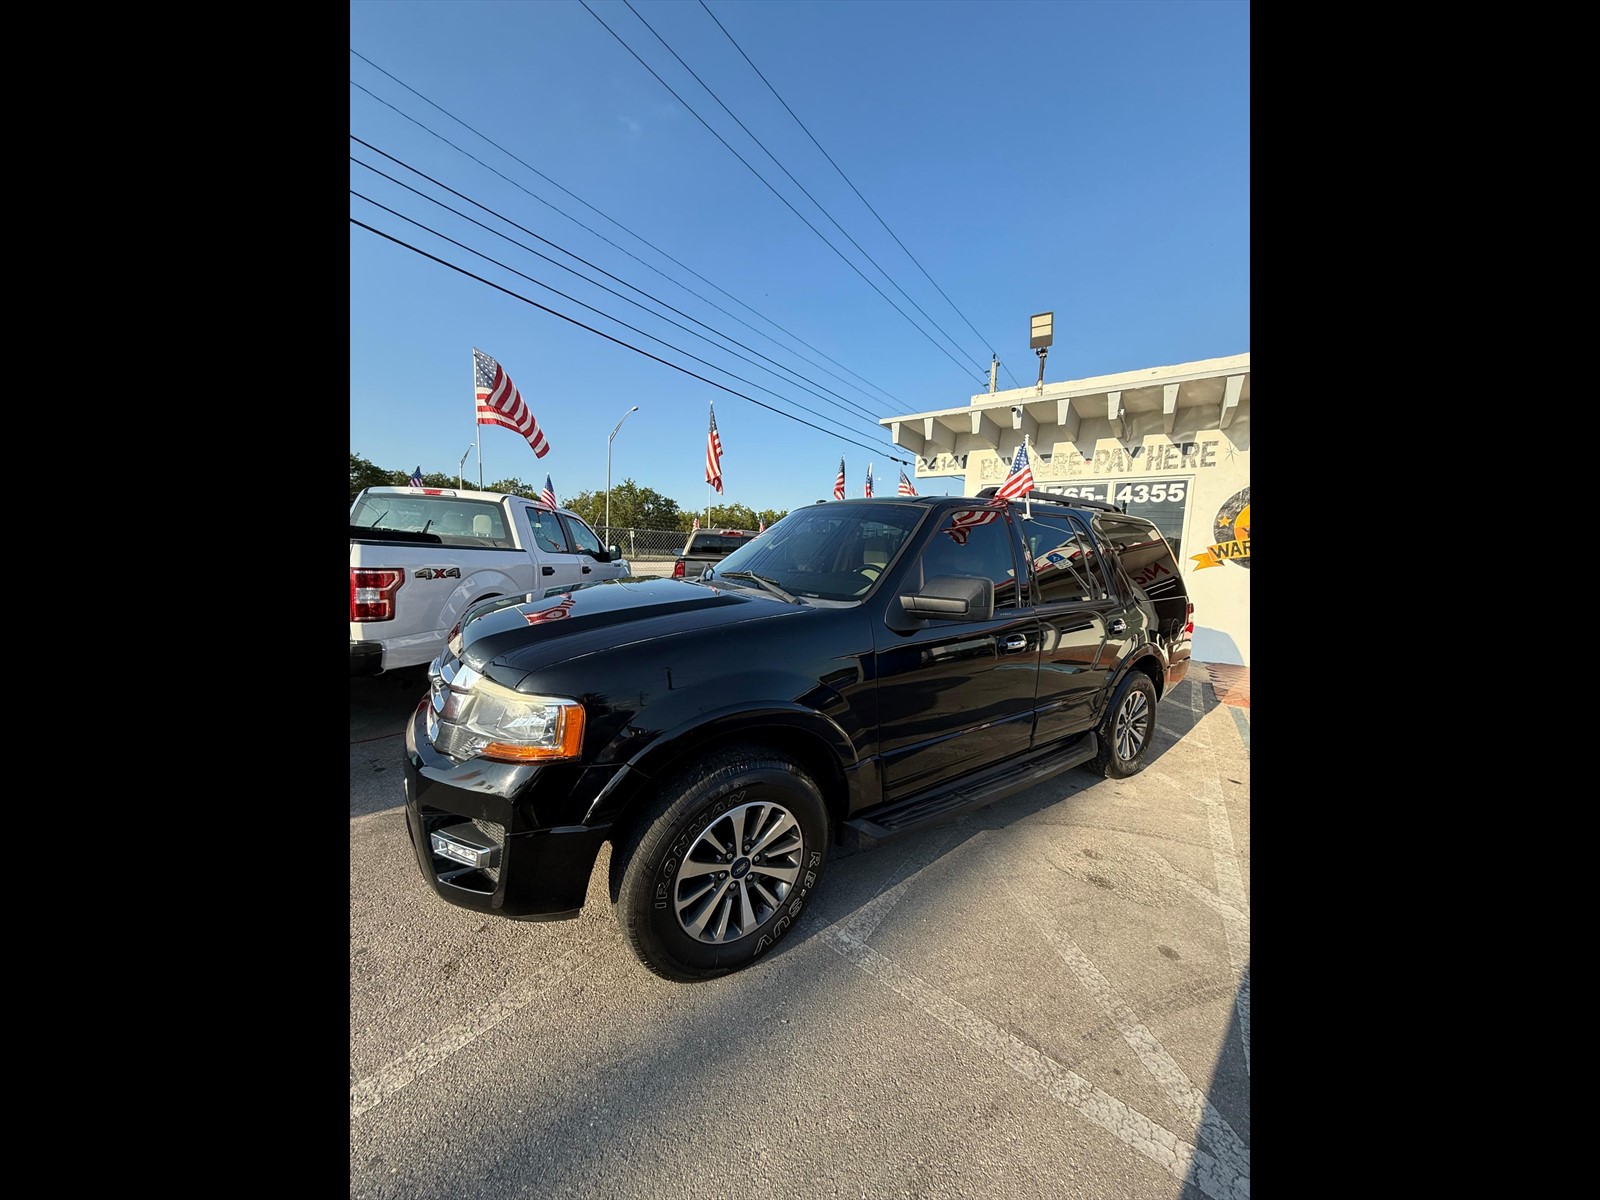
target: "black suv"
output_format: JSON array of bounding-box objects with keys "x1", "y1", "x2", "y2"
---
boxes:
[{"x1": 404, "y1": 489, "x2": 1192, "y2": 981}]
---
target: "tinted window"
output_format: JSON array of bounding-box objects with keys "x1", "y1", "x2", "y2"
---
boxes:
[
  {"x1": 1022, "y1": 513, "x2": 1110, "y2": 603},
  {"x1": 561, "y1": 515, "x2": 605, "y2": 556},
  {"x1": 687, "y1": 535, "x2": 746, "y2": 555},
  {"x1": 350, "y1": 495, "x2": 511, "y2": 548},
  {"x1": 915, "y1": 506, "x2": 1020, "y2": 609},
  {"x1": 714, "y1": 503, "x2": 923, "y2": 601},
  {"x1": 1096, "y1": 516, "x2": 1186, "y2": 603},
  {"x1": 525, "y1": 507, "x2": 569, "y2": 554}
]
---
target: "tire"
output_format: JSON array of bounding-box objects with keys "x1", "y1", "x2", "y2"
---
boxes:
[
  {"x1": 1087, "y1": 670, "x2": 1158, "y2": 778},
  {"x1": 611, "y1": 745, "x2": 830, "y2": 982}
]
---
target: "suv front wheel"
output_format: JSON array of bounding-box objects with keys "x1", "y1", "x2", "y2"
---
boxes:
[{"x1": 610, "y1": 746, "x2": 830, "y2": 981}]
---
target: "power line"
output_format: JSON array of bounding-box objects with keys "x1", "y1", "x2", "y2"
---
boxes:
[
  {"x1": 623, "y1": 0, "x2": 985, "y2": 379},
  {"x1": 577, "y1": 1, "x2": 985, "y2": 387},
  {"x1": 350, "y1": 182, "x2": 893, "y2": 439},
  {"x1": 351, "y1": 143, "x2": 885, "y2": 429},
  {"x1": 699, "y1": 0, "x2": 1025, "y2": 391},
  {"x1": 349, "y1": 54, "x2": 904, "y2": 409},
  {"x1": 351, "y1": 217, "x2": 915, "y2": 465}
]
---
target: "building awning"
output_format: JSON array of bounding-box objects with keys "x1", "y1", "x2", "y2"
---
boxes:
[{"x1": 881, "y1": 352, "x2": 1249, "y2": 469}]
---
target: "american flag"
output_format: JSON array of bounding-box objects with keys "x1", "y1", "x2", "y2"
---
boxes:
[
  {"x1": 692, "y1": 515, "x2": 700, "y2": 531},
  {"x1": 409, "y1": 465, "x2": 423, "y2": 487},
  {"x1": 758, "y1": 517, "x2": 766, "y2": 533},
  {"x1": 540, "y1": 474, "x2": 556, "y2": 510},
  {"x1": 864, "y1": 464, "x2": 874, "y2": 498},
  {"x1": 833, "y1": 457, "x2": 846, "y2": 500},
  {"x1": 524, "y1": 594, "x2": 576, "y2": 624},
  {"x1": 473, "y1": 348, "x2": 549, "y2": 458},
  {"x1": 705, "y1": 404, "x2": 724, "y2": 494},
  {"x1": 994, "y1": 442, "x2": 1035, "y2": 502},
  {"x1": 898, "y1": 469, "x2": 917, "y2": 496},
  {"x1": 941, "y1": 504, "x2": 1002, "y2": 546}
]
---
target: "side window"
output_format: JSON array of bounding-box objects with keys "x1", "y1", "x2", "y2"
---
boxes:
[
  {"x1": 1023, "y1": 515, "x2": 1111, "y2": 604},
  {"x1": 1095, "y1": 516, "x2": 1185, "y2": 603},
  {"x1": 915, "y1": 507, "x2": 1020, "y2": 610},
  {"x1": 560, "y1": 515, "x2": 605, "y2": 557},
  {"x1": 525, "y1": 507, "x2": 570, "y2": 554}
]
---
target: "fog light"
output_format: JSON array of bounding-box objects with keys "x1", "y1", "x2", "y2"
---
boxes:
[{"x1": 430, "y1": 826, "x2": 501, "y2": 870}]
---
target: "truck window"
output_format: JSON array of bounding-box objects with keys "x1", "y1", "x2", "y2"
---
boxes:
[
  {"x1": 526, "y1": 508, "x2": 569, "y2": 554},
  {"x1": 561, "y1": 515, "x2": 605, "y2": 556}
]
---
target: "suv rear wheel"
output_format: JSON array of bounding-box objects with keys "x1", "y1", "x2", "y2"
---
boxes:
[
  {"x1": 611, "y1": 746, "x2": 830, "y2": 981},
  {"x1": 1087, "y1": 670, "x2": 1158, "y2": 778}
]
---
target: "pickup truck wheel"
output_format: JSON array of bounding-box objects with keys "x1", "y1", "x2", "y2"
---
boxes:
[
  {"x1": 1087, "y1": 671, "x2": 1158, "y2": 779},
  {"x1": 612, "y1": 747, "x2": 829, "y2": 982}
]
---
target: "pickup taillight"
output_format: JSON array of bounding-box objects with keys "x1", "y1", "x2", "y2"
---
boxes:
[
  {"x1": 351, "y1": 568, "x2": 404, "y2": 622},
  {"x1": 672, "y1": 561, "x2": 685, "y2": 579},
  {"x1": 1184, "y1": 602, "x2": 1194, "y2": 636}
]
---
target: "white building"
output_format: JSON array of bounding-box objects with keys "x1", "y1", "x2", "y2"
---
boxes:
[{"x1": 880, "y1": 352, "x2": 1250, "y2": 666}]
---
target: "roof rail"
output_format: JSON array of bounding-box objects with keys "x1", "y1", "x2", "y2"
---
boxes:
[{"x1": 975, "y1": 485, "x2": 1126, "y2": 514}]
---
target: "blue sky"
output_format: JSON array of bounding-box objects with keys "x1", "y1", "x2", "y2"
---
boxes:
[{"x1": 350, "y1": 0, "x2": 1249, "y2": 517}]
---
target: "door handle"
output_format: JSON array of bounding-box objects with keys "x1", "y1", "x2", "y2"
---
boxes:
[
  {"x1": 582, "y1": 565, "x2": 592, "y2": 573},
  {"x1": 1108, "y1": 618, "x2": 1126, "y2": 634},
  {"x1": 541, "y1": 566, "x2": 555, "y2": 576},
  {"x1": 1001, "y1": 634, "x2": 1028, "y2": 652}
]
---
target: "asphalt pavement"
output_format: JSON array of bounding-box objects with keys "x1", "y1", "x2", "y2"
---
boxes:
[{"x1": 350, "y1": 662, "x2": 1250, "y2": 1200}]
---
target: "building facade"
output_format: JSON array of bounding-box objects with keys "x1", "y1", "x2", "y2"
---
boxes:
[{"x1": 880, "y1": 352, "x2": 1250, "y2": 666}]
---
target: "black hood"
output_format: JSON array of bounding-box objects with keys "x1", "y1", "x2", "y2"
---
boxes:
[{"x1": 449, "y1": 575, "x2": 803, "y2": 684}]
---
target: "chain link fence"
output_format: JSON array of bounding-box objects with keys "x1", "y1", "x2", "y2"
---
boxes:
[{"x1": 600, "y1": 526, "x2": 692, "y2": 563}]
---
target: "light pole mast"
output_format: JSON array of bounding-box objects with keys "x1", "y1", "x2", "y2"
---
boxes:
[{"x1": 606, "y1": 405, "x2": 639, "y2": 541}]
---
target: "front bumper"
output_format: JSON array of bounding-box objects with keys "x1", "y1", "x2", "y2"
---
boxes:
[{"x1": 402, "y1": 697, "x2": 620, "y2": 919}]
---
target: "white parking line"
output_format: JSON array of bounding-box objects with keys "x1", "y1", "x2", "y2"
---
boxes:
[
  {"x1": 350, "y1": 939, "x2": 596, "y2": 1119},
  {"x1": 823, "y1": 925, "x2": 1248, "y2": 1200},
  {"x1": 1187, "y1": 687, "x2": 1251, "y2": 1075},
  {"x1": 998, "y1": 865, "x2": 1250, "y2": 1188}
]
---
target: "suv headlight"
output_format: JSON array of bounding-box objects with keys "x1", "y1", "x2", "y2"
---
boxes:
[{"x1": 432, "y1": 669, "x2": 585, "y2": 764}]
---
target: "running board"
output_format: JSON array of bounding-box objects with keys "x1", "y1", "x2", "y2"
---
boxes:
[{"x1": 842, "y1": 733, "x2": 1099, "y2": 849}]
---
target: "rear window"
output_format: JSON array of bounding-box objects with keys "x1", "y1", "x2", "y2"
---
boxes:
[
  {"x1": 1095, "y1": 516, "x2": 1186, "y2": 604},
  {"x1": 350, "y1": 495, "x2": 513, "y2": 549},
  {"x1": 684, "y1": 533, "x2": 747, "y2": 555}
]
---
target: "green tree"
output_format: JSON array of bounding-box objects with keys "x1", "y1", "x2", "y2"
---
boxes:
[
  {"x1": 352, "y1": 453, "x2": 786, "y2": 527},
  {"x1": 679, "y1": 503, "x2": 790, "y2": 532},
  {"x1": 350, "y1": 452, "x2": 395, "y2": 500},
  {"x1": 566, "y1": 479, "x2": 683, "y2": 534}
]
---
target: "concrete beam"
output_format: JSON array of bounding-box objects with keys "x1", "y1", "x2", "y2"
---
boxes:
[
  {"x1": 1010, "y1": 405, "x2": 1039, "y2": 446},
  {"x1": 1162, "y1": 383, "x2": 1180, "y2": 435},
  {"x1": 921, "y1": 417, "x2": 956, "y2": 454},
  {"x1": 970, "y1": 408, "x2": 1006, "y2": 449},
  {"x1": 1220, "y1": 375, "x2": 1244, "y2": 430},
  {"x1": 1108, "y1": 391, "x2": 1127, "y2": 441},
  {"x1": 1055, "y1": 398, "x2": 1082, "y2": 443},
  {"x1": 889, "y1": 419, "x2": 926, "y2": 456}
]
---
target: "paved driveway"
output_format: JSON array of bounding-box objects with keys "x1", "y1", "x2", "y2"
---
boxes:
[{"x1": 351, "y1": 667, "x2": 1249, "y2": 1199}]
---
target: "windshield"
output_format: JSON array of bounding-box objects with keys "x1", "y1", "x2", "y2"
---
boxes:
[{"x1": 708, "y1": 503, "x2": 923, "y2": 600}]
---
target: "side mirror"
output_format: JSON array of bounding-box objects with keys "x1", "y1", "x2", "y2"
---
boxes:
[
  {"x1": 608, "y1": 544, "x2": 623, "y2": 560},
  {"x1": 898, "y1": 575, "x2": 994, "y2": 623}
]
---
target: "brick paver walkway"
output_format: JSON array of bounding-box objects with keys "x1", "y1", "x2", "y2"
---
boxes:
[{"x1": 1202, "y1": 662, "x2": 1251, "y2": 709}]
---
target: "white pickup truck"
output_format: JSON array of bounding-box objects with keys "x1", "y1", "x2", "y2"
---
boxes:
[{"x1": 350, "y1": 485, "x2": 632, "y2": 676}]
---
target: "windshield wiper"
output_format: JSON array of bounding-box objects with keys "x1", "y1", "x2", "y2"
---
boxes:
[
  {"x1": 367, "y1": 510, "x2": 389, "y2": 527},
  {"x1": 718, "y1": 571, "x2": 800, "y2": 604}
]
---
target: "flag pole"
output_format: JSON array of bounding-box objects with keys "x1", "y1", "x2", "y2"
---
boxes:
[
  {"x1": 1024, "y1": 435, "x2": 1031, "y2": 519},
  {"x1": 472, "y1": 348, "x2": 483, "y2": 489}
]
